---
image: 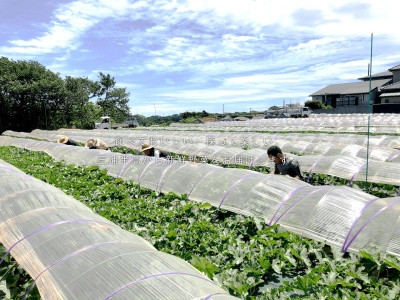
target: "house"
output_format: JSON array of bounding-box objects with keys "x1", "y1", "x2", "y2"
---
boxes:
[
  {"x1": 379, "y1": 64, "x2": 400, "y2": 104},
  {"x1": 380, "y1": 82, "x2": 400, "y2": 104},
  {"x1": 309, "y1": 63, "x2": 400, "y2": 108}
]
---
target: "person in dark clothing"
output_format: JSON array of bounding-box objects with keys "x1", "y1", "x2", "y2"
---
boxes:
[
  {"x1": 57, "y1": 136, "x2": 78, "y2": 146},
  {"x1": 140, "y1": 143, "x2": 169, "y2": 158},
  {"x1": 267, "y1": 145, "x2": 304, "y2": 180}
]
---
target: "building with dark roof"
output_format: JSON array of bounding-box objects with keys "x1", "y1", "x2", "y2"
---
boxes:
[
  {"x1": 357, "y1": 70, "x2": 392, "y2": 81},
  {"x1": 380, "y1": 80, "x2": 400, "y2": 104},
  {"x1": 310, "y1": 63, "x2": 400, "y2": 108}
]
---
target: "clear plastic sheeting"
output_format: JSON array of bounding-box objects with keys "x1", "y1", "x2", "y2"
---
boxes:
[
  {"x1": 0, "y1": 160, "x2": 237, "y2": 299},
  {"x1": 4, "y1": 129, "x2": 400, "y2": 161},
  {"x1": 298, "y1": 155, "x2": 400, "y2": 186},
  {"x1": 168, "y1": 113, "x2": 400, "y2": 134},
  {"x1": 1, "y1": 137, "x2": 400, "y2": 260},
  {"x1": 5, "y1": 112, "x2": 400, "y2": 134},
  {"x1": 158, "y1": 162, "x2": 221, "y2": 196},
  {"x1": 342, "y1": 197, "x2": 400, "y2": 255},
  {"x1": 2, "y1": 133, "x2": 400, "y2": 186}
]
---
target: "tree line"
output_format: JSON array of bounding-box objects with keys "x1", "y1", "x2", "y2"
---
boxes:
[
  {"x1": 0, "y1": 56, "x2": 130, "y2": 132},
  {"x1": 0, "y1": 56, "x2": 263, "y2": 132}
]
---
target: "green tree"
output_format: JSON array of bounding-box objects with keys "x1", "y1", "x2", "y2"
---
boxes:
[
  {"x1": 180, "y1": 111, "x2": 195, "y2": 119},
  {"x1": 63, "y1": 76, "x2": 100, "y2": 129},
  {"x1": 304, "y1": 100, "x2": 332, "y2": 110},
  {"x1": 0, "y1": 58, "x2": 133, "y2": 132},
  {"x1": 95, "y1": 72, "x2": 130, "y2": 121},
  {"x1": 179, "y1": 116, "x2": 198, "y2": 124},
  {"x1": 79, "y1": 102, "x2": 103, "y2": 129},
  {"x1": 200, "y1": 110, "x2": 209, "y2": 117},
  {"x1": 0, "y1": 56, "x2": 66, "y2": 132}
]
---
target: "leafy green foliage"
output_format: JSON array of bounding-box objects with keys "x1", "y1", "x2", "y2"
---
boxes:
[
  {"x1": 0, "y1": 56, "x2": 131, "y2": 132},
  {"x1": 304, "y1": 100, "x2": 332, "y2": 110},
  {"x1": 95, "y1": 72, "x2": 130, "y2": 122},
  {"x1": 307, "y1": 173, "x2": 399, "y2": 198},
  {"x1": 0, "y1": 146, "x2": 399, "y2": 299},
  {"x1": 109, "y1": 146, "x2": 142, "y2": 155},
  {"x1": 0, "y1": 56, "x2": 66, "y2": 132},
  {"x1": 63, "y1": 76, "x2": 102, "y2": 129},
  {"x1": 0, "y1": 245, "x2": 40, "y2": 300}
]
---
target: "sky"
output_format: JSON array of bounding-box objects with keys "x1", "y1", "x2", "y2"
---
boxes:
[{"x1": 1, "y1": 0, "x2": 399, "y2": 117}]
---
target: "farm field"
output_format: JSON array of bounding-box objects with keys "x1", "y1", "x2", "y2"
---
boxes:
[
  {"x1": 1, "y1": 147, "x2": 400, "y2": 299},
  {"x1": 1, "y1": 114, "x2": 400, "y2": 299}
]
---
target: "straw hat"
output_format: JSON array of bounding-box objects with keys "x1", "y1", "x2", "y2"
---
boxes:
[
  {"x1": 140, "y1": 143, "x2": 154, "y2": 152},
  {"x1": 57, "y1": 136, "x2": 69, "y2": 144},
  {"x1": 85, "y1": 139, "x2": 96, "y2": 148}
]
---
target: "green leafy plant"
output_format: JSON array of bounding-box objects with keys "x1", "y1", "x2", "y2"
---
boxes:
[
  {"x1": 0, "y1": 146, "x2": 399, "y2": 299},
  {"x1": 0, "y1": 245, "x2": 40, "y2": 300}
]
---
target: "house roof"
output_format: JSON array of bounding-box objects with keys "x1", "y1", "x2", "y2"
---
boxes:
[
  {"x1": 389, "y1": 64, "x2": 400, "y2": 71},
  {"x1": 310, "y1": 78, "x2": 392, "y2": 96},
  {"x1": 381, "y1": 92, "x2": 400, "y2": 97},
  {"x1": 380, "y1": 81, "x2": 400, "y2": 91},
  {"x1": 357, "y1": 70, "x2": 392, "y2": 80}
]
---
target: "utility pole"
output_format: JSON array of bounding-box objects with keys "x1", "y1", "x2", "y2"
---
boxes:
[{"x1": 223, "y1": 104, "x2": 224, "y2": 114}]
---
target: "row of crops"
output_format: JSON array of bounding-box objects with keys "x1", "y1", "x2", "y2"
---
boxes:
[
  {"x1": 2, "y1": 117, "x2": 400, "y2": 299},
  {"x1": 1, "y1": 135, "x2": 400, "y2": 257},
  {"x1": 1, "y1": 143, "x2": 400, "y2": 299},
  {"x1": 4, "y1": 129, "x2": 400, "y2": 188},
  {"x1": 0, "y1": 154, "x2": 237, "y2": 299}
]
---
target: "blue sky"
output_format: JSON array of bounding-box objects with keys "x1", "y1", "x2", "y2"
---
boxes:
[{"x1": 1, "y1": 0, "x2": 399, "y2": 116}]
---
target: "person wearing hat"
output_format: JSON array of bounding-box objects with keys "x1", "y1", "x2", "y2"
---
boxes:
[
  {"x1": 85, "y1": 138, "x2": 109, "y2": 150},
  {"x1": 57, "y1": 136, "x2": 78, "y2": 146},
  {"x1": 140, "y1": 143, "x2": 168, "y2": 158}
]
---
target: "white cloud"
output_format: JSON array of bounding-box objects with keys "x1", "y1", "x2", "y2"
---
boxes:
[
  {"x1": 116, "y1": 82, "x2": 144, "y2": 89},
  {"x1": 2, "y1": 0, "x2": 134, "y2": 56},
  {"x1": 1, "y1": 0, "x2": 399, "y2": 117}
]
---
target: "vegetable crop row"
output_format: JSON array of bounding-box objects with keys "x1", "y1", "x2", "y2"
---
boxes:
[{"x1": 0, "y1": 146, "x2": 400, "y2": 299}]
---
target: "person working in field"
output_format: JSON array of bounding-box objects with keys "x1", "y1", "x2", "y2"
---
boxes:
[
  {"x1": 85, "y1": 138, "x2": 109, "y2": 150},
  {"x1": 267, "y1": 145, "x2": 304, "y2": 180},
  {"x1": 140, "y1": 143, "x2": 169, "y2": 158},
  {"x1": 57, "y1": 136, "x2": 78, "y2": 146}
]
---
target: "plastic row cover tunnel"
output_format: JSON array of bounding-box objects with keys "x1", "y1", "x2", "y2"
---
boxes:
[
  {"x1": 0, "y1": 158, "x2": 237, "y2": 299},
  {"x1": 4, "y1": 130, "x2": 400, "y2": 187},
  {"x1": 20, "y1": 128, "x2": 400, "y2": 154},
  {"x1": 1, "y1": 136, "x2": 400, "y2": 259},
  {"x1": 5, "y1": 128, "x2": 400, "y2": 155},
  {"x1": 169, "y1": 114, "x2": 400, "y2": 133}
]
